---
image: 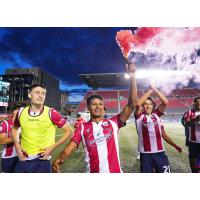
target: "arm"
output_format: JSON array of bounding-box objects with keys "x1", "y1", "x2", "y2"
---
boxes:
[
  {"x1": 0, "y1": 133, "x2": 13, "y2": 145},
  {"x1": 40, "y1": 123, "x2": 73, "y2": 160},
  {"x1": 135, "y1": 89, "x2": 153, "y2": 116},
  {"x1": 0, "y1": 122, "x2": 13, "y2": 144},
  {"x1": 162, "y1": 127, "x2": 182, "y2": 153},
  {"x1": 52, "y1": 141, "x2": 77, "y2": 173},
  {"x1": 152, "y1": 86, "x2": 168, "y2": 113},
  {"x1": 120, "y1": 63, "x2": 138, "y2": 123},
  {"x1": 12, "y1": 126, "x2": 27, "y2": 161}
]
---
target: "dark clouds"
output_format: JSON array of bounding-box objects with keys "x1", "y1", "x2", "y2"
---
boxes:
[{"x1": 0, "y1": 27, "x2": 136, "y2": 85}]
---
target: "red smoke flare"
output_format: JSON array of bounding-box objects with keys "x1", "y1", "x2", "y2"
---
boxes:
[
  {"x1": 116, "y1": 30, "x2": 138, "y2": 58},
  {"x1": 116, "y1": 27, "x2": 162, "y2": 57}
]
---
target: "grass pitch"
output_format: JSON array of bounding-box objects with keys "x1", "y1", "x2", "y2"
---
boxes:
[
  {"x1": 53, "y1": 122, "x2": 190, "y2": 173},
  {"x1": 0, "y1": 122, "x2": 191, "y2": 173}
]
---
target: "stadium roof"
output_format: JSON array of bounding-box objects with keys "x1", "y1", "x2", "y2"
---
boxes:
[
  {"x1": 79, "y1": 72, "x2": 199, "y2": 90},
  {"x1": 79, "y1": 73, "x2": 131, "y2": 89}
]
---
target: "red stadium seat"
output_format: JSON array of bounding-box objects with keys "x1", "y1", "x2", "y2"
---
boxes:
[{"x1": 74, "y1": 89, "x2": 199, "y2": 114}]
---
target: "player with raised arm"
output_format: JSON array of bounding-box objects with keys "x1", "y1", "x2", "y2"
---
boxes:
[
  {"x1": 52, "y1": 63, "x2": 137, "y2": 173},
  {"x1": 134, "y1": 85, "x2": 173, "y2": 173}
]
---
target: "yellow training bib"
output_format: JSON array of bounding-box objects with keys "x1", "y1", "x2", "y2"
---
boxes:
[{"x1": 19, "y1": 106, "x2": 56, "y2": 155}]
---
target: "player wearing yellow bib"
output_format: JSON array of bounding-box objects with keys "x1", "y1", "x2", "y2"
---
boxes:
[{"x1": 12, "y1": 84, "x2": 72, "y2": 173}]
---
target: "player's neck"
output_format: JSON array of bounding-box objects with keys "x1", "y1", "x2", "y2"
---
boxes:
[
  {"x1": 30, "y1": 104, "x2": 44, "y2": 113},
  {"x1": 91, "y1": 116, "x2": 103, "y2": 123},
  {"x1": 145, "y1": 112, "x2": 152, "y2": 116}
]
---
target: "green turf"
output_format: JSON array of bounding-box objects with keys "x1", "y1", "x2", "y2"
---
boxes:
[{"x1": 0, "y1": 122, "x2": 191, "y2": 173}]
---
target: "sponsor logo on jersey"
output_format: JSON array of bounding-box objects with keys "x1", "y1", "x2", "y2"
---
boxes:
[
  {"x1": 28, "y1": 119, "x2": 39, "y2": 121},
  {"x1": 86, "y1": 128, "x2": 113, "y2": 147}
]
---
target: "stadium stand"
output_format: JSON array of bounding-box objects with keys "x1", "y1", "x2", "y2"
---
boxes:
[
  {"x1": 95, "y1": 90, "x2": 118, "y2": 99},
  {"x1": 75, "y1": 88, "x2": 198, "y2": 115},
  {"x1": 171, "y1": 88, "x2": 198, "y2": 98}
]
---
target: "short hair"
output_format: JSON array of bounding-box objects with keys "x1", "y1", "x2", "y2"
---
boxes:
[
  {"x1": 28, "y1": 84, "x2": 46, "y2": 92},
  {"x1": 76, "y1": 113, "x2": 81, "y2": 118},
  {"x1": 7, "y1": 104, "x2": 21, "y2": 113},
  {"x1": 11, "y1": 104, "x2": 22, "y2": 112},
  {"x1": 87, "y1": 94, "x2": 104, "y2": 106},
  {"x1": 194, "y1": 96, "x2": 200, "y2": 103}
]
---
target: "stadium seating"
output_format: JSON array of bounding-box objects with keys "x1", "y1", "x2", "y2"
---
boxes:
[
  {"x1": 119, "y1": 90, "x2": 144, "y2": 99},
  {"x1": 171, "y1": 88, "x2": 198, "y2": 98},
  {"x1": 95, "y1": 91, "x2": 118, "y2": 99},
  {"x1": 75, "y1": 100, "x2": 87, "y2": 113},
  {"x1": 194, "y1": 89, "x2": 200, "y2": 96},
  {"x1": 75, "y1": 88, "x2": 198, "y2": 114}
]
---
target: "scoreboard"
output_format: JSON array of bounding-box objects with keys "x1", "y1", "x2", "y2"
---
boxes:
[{"x1": 0, "y1": 80, "x2": 10, "y2": 106}]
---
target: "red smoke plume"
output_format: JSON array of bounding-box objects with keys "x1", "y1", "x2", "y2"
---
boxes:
[
  {"x1": 116, "y1": 27, "x2": 162, "y2": 58},
  {"x1": 116, "y1": 27, "x2": 200, "y2": 58}
]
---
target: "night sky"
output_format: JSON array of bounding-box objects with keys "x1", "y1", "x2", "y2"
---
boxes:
[{"x1": 0, "y1": 27, "x2": 136, "y2": 101}]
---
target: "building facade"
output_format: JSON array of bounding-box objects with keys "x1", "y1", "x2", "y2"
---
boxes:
[{"x1": 0, "y1": 67, "x2": 63, "y2": 111}]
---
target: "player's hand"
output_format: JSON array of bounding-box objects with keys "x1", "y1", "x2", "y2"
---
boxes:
[
  {"x1": 15, "y1": 143, "x2": 27, "y2": 161},
  {"x1": 126, "y1": 63, "x2": 136, "y2": 74},
  {"x1": 39, "y1": 146, "x2": 54, "y2": 160},
  {"x1": 52, "y1": 158, "x2": 64, "y2": 173},
  {"x1": 175, "y1": 146, "x2": 182, "y2": 153},
  {"x1": 150, "y1": 83, "x2": 157, "y2": 91}
]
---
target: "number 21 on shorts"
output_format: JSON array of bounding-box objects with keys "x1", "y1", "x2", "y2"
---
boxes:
[{"x1": 163, "y1": 165, "x2": 171, "y2": 173}]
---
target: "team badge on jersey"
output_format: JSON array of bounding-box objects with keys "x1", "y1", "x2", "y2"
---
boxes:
[{"x1": 102, "y1": 121, "x2": 109, "y2": 126}]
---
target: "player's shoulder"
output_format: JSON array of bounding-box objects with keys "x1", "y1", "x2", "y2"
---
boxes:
[
  {"x1": 186, "y1": 108, "x2": 195, "y2": 115},
  {"x1": 48, "y1": 107, "x2": 60, "y2": 116},
  {"x1": 108, "y1": 114, "x2": 121, "y2": 124},
  {"x1": 109, "y1": 114, "x2": 120, "y2": 119},
  {"x1": 152, "y1": 108, "x2": 163, "y2": 116},
  {"x1": 17, "y1": 106, "x2": 26, "y2": 117},
  {"x1": 0, "y1": 120, "x2": 7, "y2": 127},
  {"x1": 82, "y1": 120, "x2": 92, "y2": 128},
  {"x1": 0, "y1": 120, "x2": 9, "y2": 132}
]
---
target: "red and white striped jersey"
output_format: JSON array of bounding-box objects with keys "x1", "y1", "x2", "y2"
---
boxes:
[
  {"x1": 135, "y1": 109, "x2": 165, "y2": 153},
  {"x1": 183, "y1": 109, "x2": 200, "y2": 143},
  {"x1": 74, "y1": 117, "x2": 85, "y2": 129},
  {"x1": 0, "y1": 119, "x2": 18, "y2": 158},
  {"x1": 70, "y1": 114, "x2": 125, "y2": 173}
]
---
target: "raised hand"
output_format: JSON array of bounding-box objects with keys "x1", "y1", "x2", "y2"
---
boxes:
[
  {"x1": 150, "y1": 82, "x2": 157, "y2": 91},
  {"x1": 126, "y1": 63, "x2": 136, "y2": 74}
]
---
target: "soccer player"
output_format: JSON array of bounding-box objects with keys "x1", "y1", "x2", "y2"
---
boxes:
[
  {"x1": 0, "y1": 105, "x2": 21, "y2": 172},
  {"x1": 52, "y1": 63, "x2": 137, "y2": 173},
  {"x1": 12, "y1": 84, "x2": 72, "y2": 173},
  {"x1": 134, "y1": 85, "x2": 172, "y2": 173},
  {"x1": 74, "y1": 113, "x2": 85, "y2": 129},
  {"x1": 182, "y1": 96, "x2": 200, "y2": 173},
  {"x1": 181, "y1": 110, "x2": 190, "y2": 147}
]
